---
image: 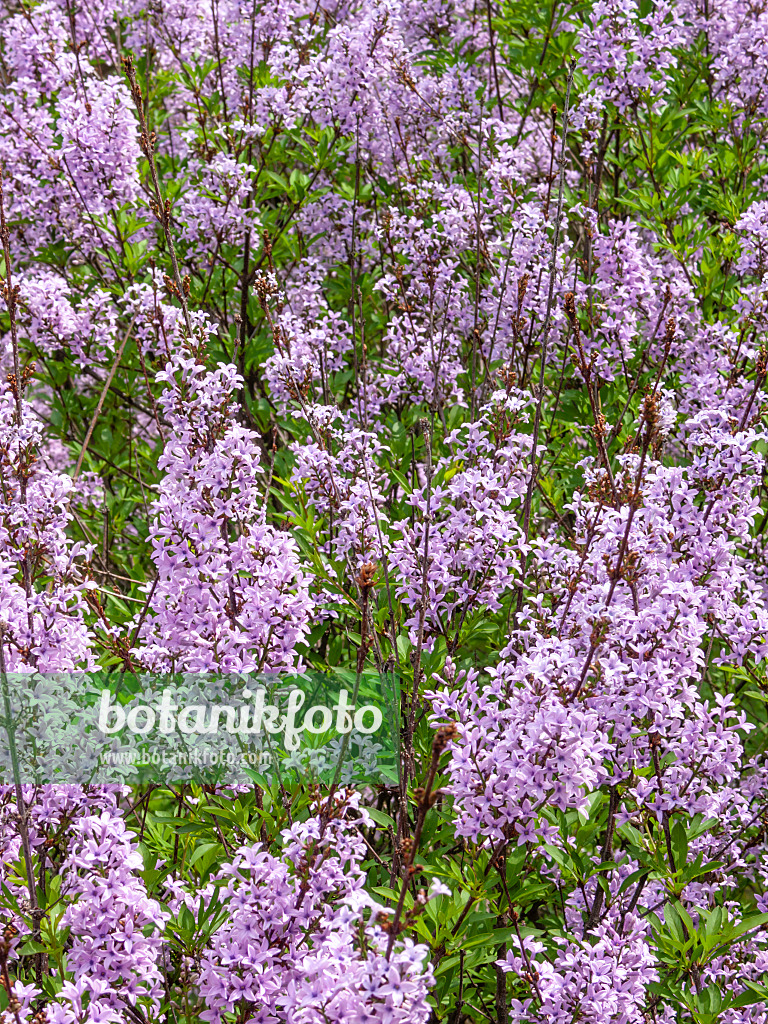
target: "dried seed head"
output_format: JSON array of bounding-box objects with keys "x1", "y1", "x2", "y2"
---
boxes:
[
  {"x1": 564, "y1": 291, "x2": 578, "y2": 326},
  {"x1": 356, "y1": 561, "x2": 377, "y2": 591}
]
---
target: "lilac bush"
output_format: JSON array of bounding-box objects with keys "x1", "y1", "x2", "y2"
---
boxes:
[{"x1": 3, "y1": 0, "x2": 768, "y2": 1020}]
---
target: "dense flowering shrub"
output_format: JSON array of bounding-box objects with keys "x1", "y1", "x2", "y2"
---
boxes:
[{"x1": 3, "y1": 0, "x2": 768, "y2": 1021}]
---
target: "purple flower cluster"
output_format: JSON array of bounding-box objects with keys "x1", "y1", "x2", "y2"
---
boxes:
[{"x1": 196, "y1": 798, "x2": 433, "y2": 1023}]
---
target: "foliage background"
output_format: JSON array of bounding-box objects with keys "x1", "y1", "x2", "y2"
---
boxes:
[{"x1": 2, "y1": 0, "x2": 768, "y2": 1020}]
